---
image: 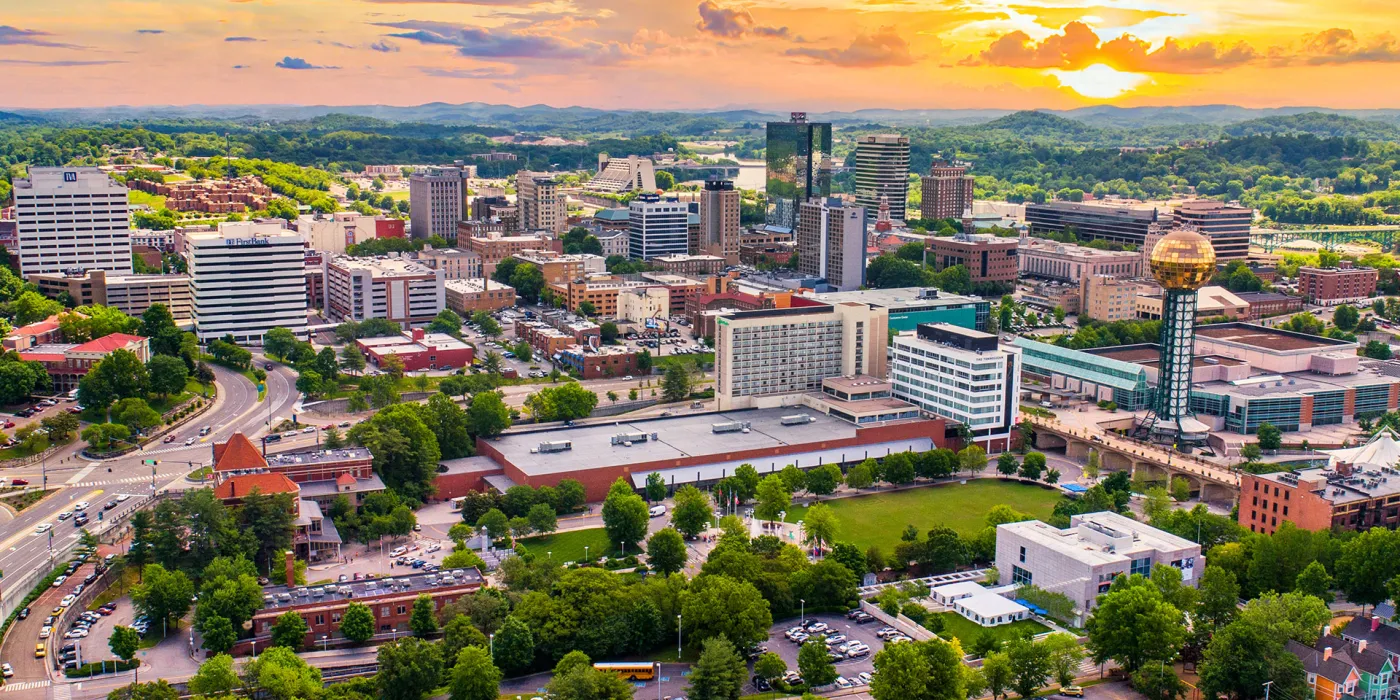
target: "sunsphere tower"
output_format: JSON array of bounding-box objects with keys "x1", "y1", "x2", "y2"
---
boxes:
[{"x1": 1141, "y1": 227, "x2": 1216, "y2": 447}]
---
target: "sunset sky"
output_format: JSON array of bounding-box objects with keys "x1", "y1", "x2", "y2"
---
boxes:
[{"x1": 5, "y1": 0, "x2": 1400, "y2": 111}]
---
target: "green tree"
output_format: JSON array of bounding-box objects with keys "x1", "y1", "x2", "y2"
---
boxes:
[
  {"x1": 146, "y1": 354, "x2": 189, "y2": 397},
  {"x1": 671, "y1": 485, "x2": 712, "y2": 538},
  {"x1": 647, "y1": 527, "x2": 687, "y2": 576},
  {"x1": 263, "y1": 327, "x2": 300, "y2": 361},
  {"x1": 1084, "y1": 449, "x2": 1100, "y2": 480},
  {"x1": 39, "y1": 411, "x2": 79, "y2": 441},
  {"x1": 110, "y1": 626, "x2": 141, "y2": 681},
  {"x1": 958, "y1": 444, "x2": 988, "y2": 475},
  {"x1": 527, "y1": 502, "x2": 558, "y2": 535},
  {"x1": 1169, "y1": 476, "x2": 1191, "y2": 502},
  {"x1": 645, "y1": 471, "x2": 667, "y2": 501},
  {"x1": 1256, "y1": 422, "x2": 1282, "y2": 451},
  {"x1": 997, "y1": 452, "x2": 1020, "y2": 476},
  {"x1": 1293, "y1": 561, "x2": 1334, "y2": 604},
  {"x1": 477, "y1": 508, "x2": 509, "y2": 541},
  {"x1": 1005, "y1": 635, "x2": 1053, "y2": 699},
  {"x1": 491, "y1": 616, "x2": 535, "y2": 676},
  {"x1": 1132, "y1": 665, "x2": 1188, "y2": 700},
  {"x1": 1198, "y1": 617, "x2": 1309, "y2": 700},
  {"x1": 131, "y1": 563, "x2": 195, "y2": 635},
  {"x1": 340, "y1": 601, "x2": 375, "y2": 644},
  {"x1": 1238, "y1": 591, "x2": 1332, "y2": 646},
  {"x1": 466, "y1": 390, "x2": 512, "y2": 438},
  {"x1": 661, "y1": 363, "x2": 692, "y2": 402},
  {"x1": 429, "y1": 308, "x2": 465, "y2": 337},
  {"x1": 189, "y1": 653, "x2": 239, "y2": 698},
  {"x1": 270, "y1": 610, "x2": 309, "y2": 651},
  {"x1": 376, "y1": 637, "x2": 444, "y2": 700},
  {"x1": 1019, "y1": 452, "x2": 1047, "y2": 481},
  {"x1": 754, "y1": 474, "x2": 791, "y2": 522},
  {"x1": 1196, "y1": 566, "x2": 1241, "y2": 629},
  {"x1": 442, "y1": 615, "x2": 488, "y2": 667},
  {"x1": 244, "y1": 646, "x2": 322, "y2": 700},
  {"x1": 754, "y1": 652, "x2": 787, "y2": 686},
  {"x1": 601, "y1": 477, "x2": 649, "y2": 549},
  {"x1": 1333, "y1": 304, "x2": 1360, "y2": 331},
  {"x1": 410, "y1": 594, "x2": 438, "y2": 637},
  {"x1": 803, "y1": 502, "x2": 839, "y2": 552},
  {"x1": 199, "y1": 614, "x2": 236, "y2": 655},
  {"x1": 523, "y1": 382, "x2": 598, "y2": 422},
  {"x1": 449, "y1": 646, "x2": 501, "y2": 700},
  {"x1": 982, "y1": 652, "x2": 1014, "y2": 700},
  {"x1": 1336, "y1": 527, "x2": 1400, "y2": 609},
  {"x1": 846, "y1": 461, "x2": 873, "y2": 489},
  {"x1": 1085, "y1": 575, "x2": 1186, "y2": 672},
  {"x1": 1041, "y1": 632, "x2": 1085, "y2": 688},
  {"x1": 339, "y1": 344, "x2": 367, "y2": 375},
  {"x1": 545, "y1": 664, "x2": 634, "y2": 700},
  {"x1": 799, "y1": 637, "x2": 838, "y2": 688},
  {"x1": 681, "y1": 574, "x2": 773, "y2": 649},
  {"x1": 688, "y1": 636, "x2": 747, "y2": 700}
]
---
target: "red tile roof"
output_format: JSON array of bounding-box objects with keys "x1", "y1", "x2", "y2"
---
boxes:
[
  {"x1": 70, "y1": 333, "x2": 147, "y2": 354},
  {"x1": 16, "y1": 352, "x2": 65, "y2": 362},
  {"x1": 11, "y1": 319, "x2": 61, "y2": 336},
  {"x1": 213, "y1": 433, "x2": 269, "y2": 472},
  {"x1": 214, "y1": 473, "x2": 300, "y2": 500},
  {"x1": 336, "y1": 472, "x2": 357, "y2": 487}
]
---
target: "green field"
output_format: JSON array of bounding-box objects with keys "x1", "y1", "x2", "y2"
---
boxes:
[
  {"x1": 933, "y1": 611, "x2": 1049, "y2": 649},
  {"x1": 782, "y1": 480, "x2": 1064, "y2": 553},
  {"x1": 515, "y1": 527, "x2": 619, "y2": 563},
  {"x1": 127, "y1": 189, "x2": 166, "y2": 209}
]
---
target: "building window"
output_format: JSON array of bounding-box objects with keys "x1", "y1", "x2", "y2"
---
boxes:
[
  {"x1": 1012, "y1": 565, "x2": 1033, "y2": 586},
  {"x1": 1130, "y1": 557, "x2": 1152, "y2": 577},
  {"x1": 1018, "y1": 546, "x2": 1026, "y2": 563},
  {"x1": 396, "y1": 605, "x2": 407, "y2": 615},
  {"x1": 381, "y1": 607, "x2": 389, "y2": 617},
  {"x1": 315, "y1": 614, "x2": 325, "y2": 625}
]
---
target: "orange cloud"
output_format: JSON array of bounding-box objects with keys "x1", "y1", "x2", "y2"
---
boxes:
[
  {"x1": 971, "y1": 21, "x2": 1256, "y2": 73},
  {"x1": 785, "y1": 26, "x2": 916, "y2": 67}
]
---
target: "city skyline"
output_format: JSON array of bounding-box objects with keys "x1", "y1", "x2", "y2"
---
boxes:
[{"x1": 4, "y1": 0, "x2": 1400, "y2": 110}]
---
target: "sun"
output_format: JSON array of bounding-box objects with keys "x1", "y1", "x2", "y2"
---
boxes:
[{"x1": 1047, "y1": 63, "x2": 1153, "y2": 99}]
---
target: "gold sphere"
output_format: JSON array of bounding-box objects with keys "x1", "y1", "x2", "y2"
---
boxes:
[{"x1": 1150, "y1": 228, "x2": 1216, "y2": 291}]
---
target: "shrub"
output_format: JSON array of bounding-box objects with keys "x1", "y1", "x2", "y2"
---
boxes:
[{"x1": 65, "y1": 659, "x2": 140, "y2": 678}]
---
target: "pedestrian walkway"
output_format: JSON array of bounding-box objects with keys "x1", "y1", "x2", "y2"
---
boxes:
[
  {"x1": 69, "y1": 475, "x2": 154, "y2": 489},
  {"x1": 1, "y1": 681, "x2": 49, "y2": 693},
  {"x1": 857, "y1": 569, "x2": 988, "y2": 597},
  {"x1": 49, "y1": 683, "x2": 69, "y2": 700}
]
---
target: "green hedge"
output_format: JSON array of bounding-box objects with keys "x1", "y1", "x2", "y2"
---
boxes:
[
  {"x1": 65, "y1": 659, "x2": 139, "y2": 678},
  {"x1": 0, "y1": 564, "x2": 66, "y2": 642}
]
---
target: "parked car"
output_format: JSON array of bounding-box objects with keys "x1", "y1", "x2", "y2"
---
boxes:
[
  {"x1": 1062, "y1": 687, "x2": 1084, "y2": 697},
  {"x1": 50, "y1": 575, "x2": 66, "y2": 587},
  {"x1": 18, "y1": 607, "x2": 29, "y2": 620}
]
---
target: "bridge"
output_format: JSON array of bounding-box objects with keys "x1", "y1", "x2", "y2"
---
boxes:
[
  {"x1": 1250, "y1": 226, "x2": 1399, "y2": 253},
  {"x1": 1023, "y1": 414, "x2": 1241, "y2": 503}
]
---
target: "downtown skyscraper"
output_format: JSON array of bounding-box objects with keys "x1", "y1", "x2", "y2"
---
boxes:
[
  {"x1": 765, "y1": 112, "x2": 832, "y2": 231},
  {"x1": 853, "y1": 134, "x2": 910, "y2": 222}
]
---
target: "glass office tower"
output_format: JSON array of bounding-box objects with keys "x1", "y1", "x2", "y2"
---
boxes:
[{"x1": 765, "y1": 112, "x2": 832, "y2": 231}]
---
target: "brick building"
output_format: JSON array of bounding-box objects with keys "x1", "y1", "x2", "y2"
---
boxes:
[
  {"x1": 355, "y1": 329, "x2": 475, "y2": 371},
  {"x1": 324, "y1": 256, "x2": 446, "y2": 327},
  {"x1": 444, "y1": 278, "x2": 516, "y2": 315},
  {"x1": 920, "y1": 160, "x2": 974, "y2": 220},
  {"x1": 556, "y1": 344, "x2": 641, "y2": 379},
  {"x1": 16, "y1": 333, "x2": 150, "y2": 392},
  {"x1": 928, "y1": 234, "x2": 1018, "y2": 285},
  {"x1": 128, "y1": 176, "x2": 272, "y2": 213},
  {"x1": 653, "y1": 254, "x2": 726, "y2": 277},
  {"x1": 1298, "y1": 263, "x2": 1378, "y2": 305},
  {"x1": 460, "y1": 232, "x2": 561, "y2": 279},
  {"x1": 1238, "y1": 431, "x2": 1400, "y2": 534},
  {"x1": 1235, "y1": 291, "x2": 1304, "y2": 320},
  {"x1": 414, "y1": 246, "x2": 484, "y2": 280}
]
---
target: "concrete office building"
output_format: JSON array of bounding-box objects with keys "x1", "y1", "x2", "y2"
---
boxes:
[
  {"x1": 616, "y1": 287, "x2": 670, "y2": 324},
  {"x1": 1174, "y1": 200, "x2": 1253, "y2": 262},
  {"x1": 1025, "y1": 202, "x2": 1167, "y2": 248},
  {"x1": 14, "y1": 166, "x2": 132, "y2": 277},
  {"x1": 31, "y1": 270, "x2": 192, "y2": 324},
  {"x1": 766, "y1": 113, "x2": 833, "y2": 231},
  {"x1": 853, "y1": 134, "x2": 910, "y2": 222},
  {"x1": 995, "y1": 511, "x2": 1202, "y2": 622},
  {"x1": 587, "y1": 154, "x2": 657, "y2": 193},
  {"x1": 629, "y1": 193, "x2": 689, "y2": 260},
  {"x1": 1018, "y1": 238, "x2": 1144, "y2": 282},
  {"x1": 796, "y1": 198, "x2": 866, "y2": 292},
  {"x1": 294, "y1": 212, "x2": 397, "y2": 254},
  {"x1": 1299, "y1": 263, "x2": 1379, "y2": 305},
  {"x1": 517, "y1": 171, "x2": 568, "y2": 234},
  {"x1": 1080, "y1": 275, "x2": 1141, "y2": 322},
  {"x1": 920, "y1": 160, "x2": 974, "y2": 220},
  {"x1": 890, "y1": 323, "x2": 1021, "y2": 450},
  {"x1": 415, "y1": 246, "x2": 483, "y2": 280},
  {"x1": 715, "y1": 300, "x2": 887, "y2": 410},
  {"x1": 698, "y1": 179, "x2": 741, "y2": 264},
  {"x1": 408, "y1": 167, "x2": 467, "y2": 241},
  {"x1": 188, "y1": 222, "x2": 308, "y2": 343},
  {"x1": 324, "y1": 256, "x2": 445, "y2": 327},
  {"x1": 928, "y1": 234, "x2": 1018, "y2": 286}
]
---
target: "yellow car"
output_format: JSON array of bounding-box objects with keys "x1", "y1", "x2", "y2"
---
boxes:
[
  {"x1": 1061, "y1": 686, "x2": 1084, "y2": 697},
  {"x1": 35, "y1": 643, "x2": 46, "y2": 658}
]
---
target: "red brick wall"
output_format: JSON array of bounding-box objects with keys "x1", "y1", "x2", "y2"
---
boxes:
[
  {"x1": 1300, "y1": 395, "x2": 1314, "y2": 426},
  {"x1": 236, "y1": 582, "x2": 483, "y2": 655},
  {"x1": 1238, "y1": 473, "x2": 1334, "y2": 534},
  {"x1": 1389, "y1": 383, "x2": 1399, "y2": 411},
  {"x1": 431, "y1": 468, "x2": 500, "y2": 501},
  {"x1": 376, "y1": 219, "x2": 406, "y2": 239}
]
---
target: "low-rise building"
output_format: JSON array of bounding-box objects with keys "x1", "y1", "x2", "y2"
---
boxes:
[
  {"x1": 294, "y1": 212, "x2": 401, "y2": 254},
  {"x1": 617, "y1": 287, "x2": 670, "y2": 324},
  {"x1": 16, "y1": 333, "x2": 150, "y2": 392},
  {"x1": 595, "y1": 229, "x2": 630, "y2": 257},
  {"x1": 1239, "y1": 430, "x2": 1400, "y2": 534},
  {"x1": 516, "y1": 318, "x2": 600, "y2": 357},
  {"x1": 654, "y1": 254, "x2": 726, "y2": 277},
  {"x1": 995, "y1": 512, "x2": 1202, "y2": 623},
  {"x1": 355, "y1": 329, "x2": 474, "y2": 371},
  {"x1": 1019, "y1": 238, "x2": 1144, "y2": 283},
  {"x1": 1299, "y1": 263, "x2": 1378, "y2": 306},
  {"x1": 324, "y1": 256, "x2": 445, "y2": 326},
  {"x1": 30, "y1": 270, "x2": 193, "y2": 325},
  {"x1": 927, "y1": 234, "x2": 1018, "y2": 286},
  {"x1": 1136, "y1": 285, "x2": 1248, "y2": 321},
  {"x1": 460, "y1": 232, "x2": 561, "y2": 279},
  {"x1": 212, "y1": 433, "x2": 384, "y2": 513},
  {"x1": 444, "y1": 278, "x2": 516, "y2": 315},
  {"x1": 890, "y1": 323, "x2": 1020, "y2": 450},
  {"x1": 513, "y1": 250, "x2": 605, "y2": 286},
  {"x1": 1235, "y1": 291, "x2": 1304, "y2": 320},
  {"x1": 1079, "y1": 274, "x2": 1140, "y2": 322},
  {"x1": 129, "y1": 176, "x2": 271, "y2": 213},
  {"x1": 593, "y1": 208, "x2": 630, "y2": 232},
  {"x1": 557, "y1": 344, "x2": 641, "y2": 379},
  {"x1": 1287, "y1": 635, "x2": 1392, "y2": 700},
  {"x1": 415, "y1": 246, "x2": 483, "y2": 280}
]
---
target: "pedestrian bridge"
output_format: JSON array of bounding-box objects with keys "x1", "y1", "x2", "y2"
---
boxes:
[{"x1": 1023, "y1": 414, "x2": 1241, "y2": 503}]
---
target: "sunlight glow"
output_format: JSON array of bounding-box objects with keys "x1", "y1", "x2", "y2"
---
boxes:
[{"x1": 1047, "y1": 63, "x2": 1153, "y2": 99}]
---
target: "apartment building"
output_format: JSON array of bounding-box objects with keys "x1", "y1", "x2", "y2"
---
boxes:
[
  {"x1": 1174, "y1": 200, "x2": 1253, "y2": 262},
  {"x1": 920, "y1": 160, "x2": 974, "y2": 220},
  {"x1": 14, "y1": 167, "x2": 133, "y2": 277},
  {"x1": 796, "y1": 198, "x2": 866, "y2": 292},
  {"x1": 408, "y1": 167, "x2": 468, "y2": 241},
  {"x1": 890, "y1": 323, "x2": 1020, "y2": 448},
  {"x1": 1299, "y1": 263, "x2": 1378, "y2": 305},
  {"x1": 513, "y1": 250, "x2": 604, "y2": 286},
  {"x1": 128, "y1": 176, "x2": 271, "y2": 213},
  {"x1": 444, "y1": 278, "x2": 516, "y2": 315},
  {"x1": 552, "y1": 277, "x2": 656, "y2": 317},
  {"x1": 1080, "y1": 275, "x2": 1140, "y2": 322},
  {"x1": 41, "y1": 272, "x2": 189, "y2": 328},
  {"x1": 517, "y1": 171, "x2": 568, "y2": 234},
  {"x1": 715, "y1": 300, "x2": 887, "y2": 410},
  {"x1": 928, "y1": 234, "x2": 1018, "y2": 286},
  {"x1": 415, "y1": 246, "x2": 484, "y2": 280},
  {"x1": 188, "y1": 222, "x2": 308, "y2": 343},
  {"x1": 324, "y1": 256, "x2": 446, "y2": 327},
  {"x1": 460, "y1": 232, "x2": 560, "y2": 278},
  {"x1": 698, "y1": 179, "x2": 741, "y2": 264},
  {"x1": 294, "y1": 212, "x2": 402, "y2": 254},
  {"x1": 653, "y1": 254, "x2": 726, "y2": 277},
  {"x1": 1235, "y1": 291, "x2": 1304, "y2": 320},
  {"x1": 853, "y1": 135, "x2": 910, "y2": 222},
  {"x1": 1018, "y1": 238, "x2": 1144, "y2": 282},
  {"x1": 995, "y1": 512, "x2": 1201, "y2": 622},
  {"x1": 629, "y1": 193, "x2": 689, "y2": 260}
]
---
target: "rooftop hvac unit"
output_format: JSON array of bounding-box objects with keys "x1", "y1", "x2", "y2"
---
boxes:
[
  {"x1": 781, "y1": 414, "x2": 815, "y2": 426},
  {"x1": 538, "y1": 440, "x2": 572, "y2": 453},
  {"x1": 712, "y1": 421, "x2": 745, "y2": 433},
  {"x1": 611, "y1": 432, "x2": 650, "y2": 445}
]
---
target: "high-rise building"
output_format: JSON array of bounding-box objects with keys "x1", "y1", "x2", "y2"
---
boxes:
[
  {"x1": 920, "y1": 160, "x2": 974, "y2": 221},
  {"x1": 1172, "y1": 200, "x2": 1252, "y2": 262},
  {"x1": 796, "y1": 198, "x2": 866, "y2": 292},
  {"x1": 14, "y1": 167, "x2": 132, "y2": 278},
  {"x1": 188, "y1": 222, "x2": 308, "y2": 344},
  {"x1": 698, "y1": 178, "x2": 741, "y2": 264},
  {"x1": 765, "y1": 113, "x2": 832, "y2": 231},
  {"x1": 890, "y1": 323, "x2": 1021, "y2": 450},
  {"x1": 853, "y1": 134, "x2": 910, "y2": 222},
  {"x1": 324, "y1": 256, "x2": 446, "y2": 327},
  {"x1": 628, "y1": 193, "x2": 689, "y2": 260},
  {"x1": 517, "y1": 171, "x2": 567, "y2": 234},
  {"x1": 408, "y1": 167, "x2": 467, "y2": 241},
  {"x1": 715, "y1": 300, "x2": 887, "y2": 410}
]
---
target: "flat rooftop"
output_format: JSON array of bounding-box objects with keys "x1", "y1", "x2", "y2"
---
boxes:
[
  {"x1": 1197, "y1": 368, "x2": 1397, "y2": 401},
  {"x1": 259, "y1": 568, "x2": 485, "y2": 613},
  {"x1": 999, "y1": 511, "x2": 1197, "y2": 566},
  {"x1": 491, "y1": 407, "x2": 862, "y2": 477},
  {"x1": 1255, "y1": 467, "x2": 1400, "y2": 505},
  {"x1": 1089, "y1": 344, "x2": 1244, "y2": 368},
  {"x1": 329, "y1": 256, "x2": 438, "y2": 277},
  {"x1": 263, "y1": 448, "x2": 373, "y2": 469},
  {"x1": 1195, "y1": 323, "x2": 1352, "y2": 352},
  {"x1": 807, "y1": 287, "x2": 982, "y2": 310},
  {"x1": 445, "y1": 278, "x2": 512, "y2": 293},
  {"x1": 358, "y1": 333, "x2": 470, "y2": 352}
]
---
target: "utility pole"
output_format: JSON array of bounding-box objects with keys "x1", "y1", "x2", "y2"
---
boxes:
[{"x1": 1264, "y1": 680, "x2": 1273, "y2": 700}]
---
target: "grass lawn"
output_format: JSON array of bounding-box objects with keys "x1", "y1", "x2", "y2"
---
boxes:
[
  {"x1": 385, "y1": 190, "x2": 410, "y2": 201},
  {"x1": 933, "y1": 611, "x2": 1049, "y2": 648},
  {"x1": 127, "y1": 190, "x2": 166, "y2": 209},
  {"x1": 0, "y1": 488, "x2": 58, "y2": 512},
  {"x1": 782, "y1": 480, "x2": 1064, "y2": 553},
  {"x1": 653, "y1": 351, "x2": 713, "y2": 372},
  {"x1": 515, "y1": 528, "x2": 619, "y2": 563}
]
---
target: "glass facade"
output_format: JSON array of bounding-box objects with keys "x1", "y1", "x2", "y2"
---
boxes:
[
  {"x1": 1013, "y1": 338, "x2": 1153, "y2": 410},
  {"x1": 1311, "y1": 390, "x2": 1346, "y2": 426},
  {"x1": 1012, "y1": 565, "x2": 1033, "y2": 586},
  {"x1": 765, "y1": 118, "x2": 832, "y2": 231},
  {"x1": 1354, "y1": 384, "x2": 1392, "y2": 416},
  {"x1": 1226, "y1": 396, "x2": 1302, "y2": 433}
]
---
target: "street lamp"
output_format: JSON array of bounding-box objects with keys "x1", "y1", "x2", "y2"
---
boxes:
[
  {"x1": 676, "y1": 614, "x2": 682, "y2": 658},
  {"x1": 490, "y1": 632, "x2": 495, "y2": 658},
  {"x1": 584, "y1": 545, "x2": 590, "y2": 562},
  {"x1": 321, "y1": 635, "x2": 329, "y2": 652},
  {"x1": 800, "y1": 598, "x2": 805, "y2": 624}
]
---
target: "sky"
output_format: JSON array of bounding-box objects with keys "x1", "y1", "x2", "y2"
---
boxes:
[{"x1": 4, "y1": 0, "x2": 1400, "y2": 111}]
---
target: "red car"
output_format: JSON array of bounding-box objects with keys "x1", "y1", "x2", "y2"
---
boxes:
[{"x1": 11, "y1": 479, "x2": 28, "y2": 486}]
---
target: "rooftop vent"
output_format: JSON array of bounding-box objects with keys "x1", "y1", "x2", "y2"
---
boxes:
[
  {"x1": 611, "y1": 432, "x2": 650, "y2": 446},
  {"x1": 781, "y1": 414, "x2": 815, "y2": 426},
  {"x1": 538, "y1": 440, "x2": 572, "y2": 453}
]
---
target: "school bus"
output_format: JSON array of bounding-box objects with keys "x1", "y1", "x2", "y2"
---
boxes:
[{"x1": 593, "y1": 662, "x2": 657, "y2": 681}]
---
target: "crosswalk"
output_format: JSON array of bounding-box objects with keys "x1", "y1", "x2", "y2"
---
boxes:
[
  {"x1": 50, "y1": 682, "x2": 70, "y2": 700},
  {"x1": 1, "y1": 680, "x2": 50, "y2": 693},
  {"x1": 70, "y1": 475, "x2": 156, "y2": 488}
]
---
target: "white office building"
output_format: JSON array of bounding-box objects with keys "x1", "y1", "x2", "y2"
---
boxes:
[
  {"x1": 628, "y1": 193, "x2": 688, "y2": 260},
  {"x1": 890, "y1": 323, "x2": 1020, "y2": 447},
  {"x1": 324, "y1": 256, "x2": 445, "y2": 327},
  {"x1": 189, "y1": 222, "x2": 308, "y2": 344},
  {"x1": 13, "y1": 167, "x2": 133, "y2": 277}
]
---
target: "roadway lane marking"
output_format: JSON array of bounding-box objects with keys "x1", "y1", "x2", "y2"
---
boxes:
[
  {"x1": 66, "y1": 467, "x2": 96, "y2": 486},
  {"x1": 2, "y1": 680, "x2": 51, "y2": 691}
]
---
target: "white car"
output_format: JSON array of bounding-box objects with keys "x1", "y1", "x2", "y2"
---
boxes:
[
  {"x1": 36, "y1": 523, "x2": 53, "y2": 534},
  {"x1": 425, "y1": 544, "x2": 441, "y2": 554},
  {"x1": 185, "y1": 437, "x2": 196, "y2": 446},
  {"x1": 835, "y1": 677, "x2": 854, "y2": 689},
  {"x1": 39, "y1": 626, "x2": 52, "y2": 639},
  {"x1": 74, "y1": 501, "x2": 89, "y2": 511},
  {"x1": 51, "y1": 576, "x2": 66, "y2": 588},
  {"x1": 390, "y1": 546, "x2": 407, "y2": 557},
  {"x1": 116, "y1": 494, "x2": 131, "y2": 502},
  {"x1": 302, "y1": 427, "x2": 316, "y2": 434},
  {"x1": 65, "y1": 629, "x2": 88, "y2": 639},
  {"x1": 859, "y1": 672, "x2": 873, "y2": 684},
  {"x1": 2, "y1": 662, "x2": 13, "y2": 678},
  {"x1": 60, "y1": 595, "x2": 76, "y2": 607}
]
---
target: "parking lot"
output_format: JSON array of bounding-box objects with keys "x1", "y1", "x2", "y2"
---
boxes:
[{"x1": 751, "y1": 611, "x2": 892, "y2": 693}]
